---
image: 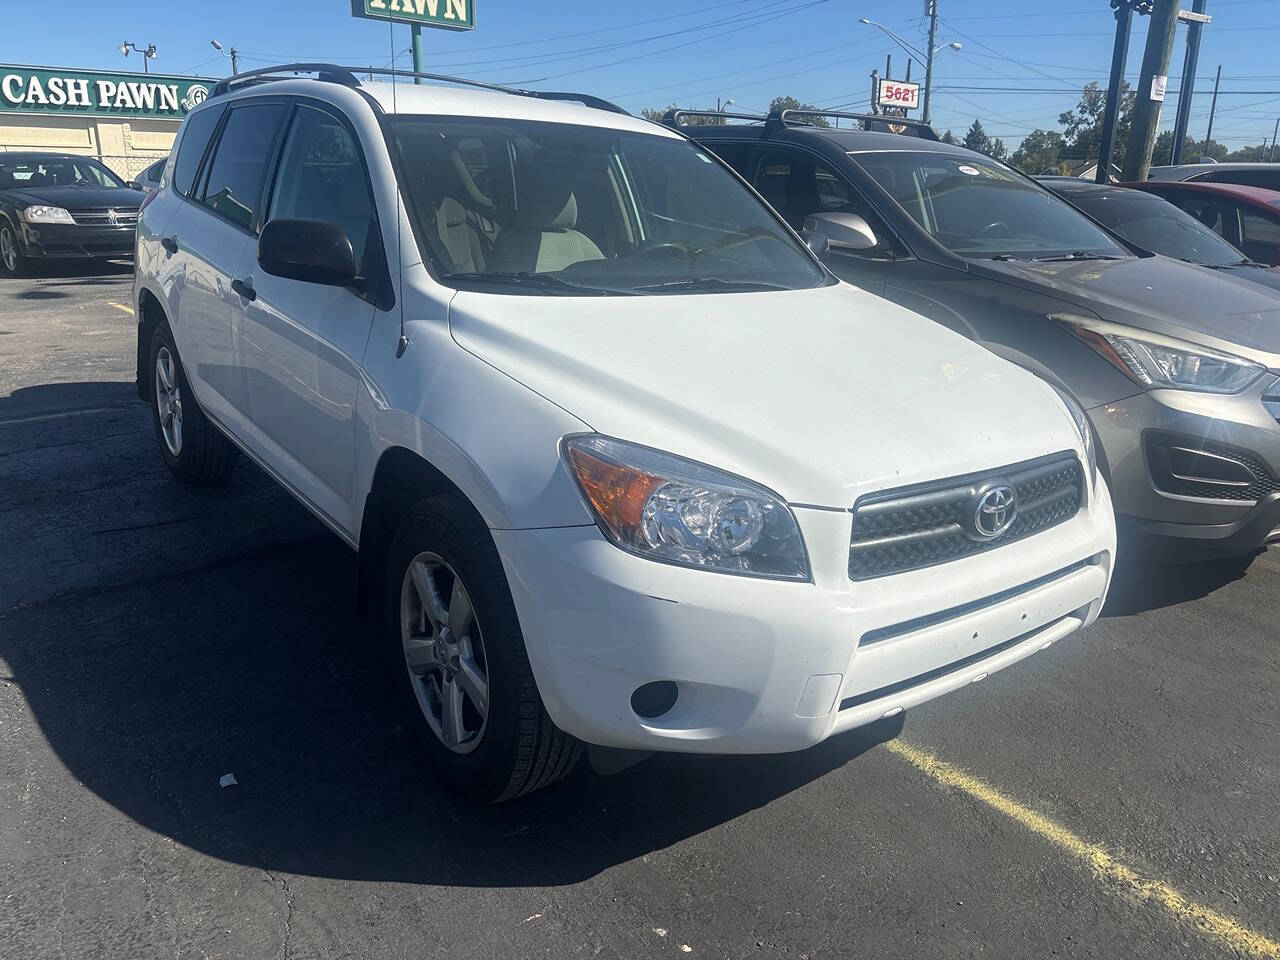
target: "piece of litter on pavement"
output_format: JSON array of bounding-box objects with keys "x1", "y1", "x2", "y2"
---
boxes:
[
  {"x1": 680, "y1": 946, "x2": 692, "y2": 953},
  {"x1": 653, "y1": 928, "x2": 668, "y2": 938},
  {"x1": 218, "y1": 773, "x2": 237, "y2": 788},
  {"x1": 521, "y1": 914, "x2": 542, "y2": 924}
]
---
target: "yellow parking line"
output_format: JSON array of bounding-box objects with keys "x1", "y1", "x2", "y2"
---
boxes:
[
  {"x1": 885, "y1": 739, "x2": 1280, "y2": 958},
  {"x1": 107, "y1": 301, "x2": 134, "y2": 316}
]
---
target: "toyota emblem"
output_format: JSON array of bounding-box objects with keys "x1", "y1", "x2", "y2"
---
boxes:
[{"x1": 971, "y1": 484, "x2": 1017, "y2": 540}]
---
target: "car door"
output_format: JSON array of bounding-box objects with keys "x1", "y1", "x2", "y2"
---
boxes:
[
  {"x1": 230, "y1": 100, "x2": 381, "y2": 534},
  {"x1": 744, "y1": 144, "x2": 899, "y2": 295},
  {"x1": 171, "y1": 99, "x2": 288, "y2": 429}
]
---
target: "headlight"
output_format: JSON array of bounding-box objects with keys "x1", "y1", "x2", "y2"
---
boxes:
[
  {"x1": 1050, "y1": 384, "x2": 1098, "y2": 491},
  {"x1": 21, "y1": 205, "x2": 74, "y2": 224},
  {"x1": 1055, "y1": 314, "x2": 1262, "y2": 394},
  {"x1": 563, "y1": 435, "x2": 810, "y2": 581}
]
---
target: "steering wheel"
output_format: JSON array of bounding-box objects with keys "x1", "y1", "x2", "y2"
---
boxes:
[
  {"x1": 977, "y1": 221, "x2": 1013, "y2": 239},
  {"x1": 634, "y1": 241, "x2": 690, "y2": 259}
]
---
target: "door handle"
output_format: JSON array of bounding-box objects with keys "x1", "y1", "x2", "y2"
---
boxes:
[
  {"x1": 231, "y1": 278, "x2": 256, "y2": 302},
  {"x1": 161, "y1": 236, "x2": 178, "y2": 255}
]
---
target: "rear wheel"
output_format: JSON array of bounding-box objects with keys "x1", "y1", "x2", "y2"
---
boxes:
[
  {"x1": 148, "y1": 322, "x2": 239, "y2": 482},
  {"x1": 0, "y1": 221, "x2": 29, "y2": 277},
  {"x1": 384, "y1": 495, "x2": 582, "y2": 802}
]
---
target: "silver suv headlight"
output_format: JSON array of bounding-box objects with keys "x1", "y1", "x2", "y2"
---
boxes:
[
  {"x1": 21, "y1": 205, "x2": 74, "y2": 224},
  {"x1": 563, "y1": 435, "x2": 810, "y2": 581},
  {"x1": 1050, "y1": 384, "x2": 1098, "y2": 493},
  {"x1": 1055, "y1": 314, "x2": 1263, "y2": 395}
]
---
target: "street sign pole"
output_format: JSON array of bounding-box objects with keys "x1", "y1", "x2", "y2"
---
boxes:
[
  {"x1": 1171, "y1": 0, "x2": 1208, "y2": 164},
  {"x1": 1097, "y1": 2, "x2": 1135, "y2": 183},
  {"x1": 411, "y1": 23, "x2": 424, "y2": 83}
]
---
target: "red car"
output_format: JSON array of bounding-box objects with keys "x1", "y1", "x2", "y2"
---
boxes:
[{"x1": 1129, "y1": 180, "x2": 1280, "y2": 266}]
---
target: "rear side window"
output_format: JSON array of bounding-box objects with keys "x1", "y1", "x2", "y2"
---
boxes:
[
  {"x1": 172, "y1": 106, "x2": 223, "y2": 197},
  {"x1": 266, "y1": 106, "x2": 376, "y2": 273},
  {"x1": 200, "y1": 102, "x2": 286, "y2": 231},
  {"x1": 1198, "y1": 169, "x2": 1280, "y2": 190}
]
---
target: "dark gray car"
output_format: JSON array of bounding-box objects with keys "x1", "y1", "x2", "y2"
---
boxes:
[
  {"x1": 1040, "y1": 177, "x2": 1280, "y2": 294},
  {"x1": 676, "y1": 111, "x2": 1280, "y2": 559}
]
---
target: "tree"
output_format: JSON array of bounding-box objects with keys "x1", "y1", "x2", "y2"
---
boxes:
[
  {"x1": 1010, "y1": 129, "x2": 1066, "y2": 174},
  {"x1": 1226, "y1": 141, "x2": 1274, "y2": 162},
  {"x1": 989, "y1": 137, "x2": 1008, "y2": 162},
  {"x1": 1058, "y1": 81, "x2": 1134, "y2": 169},
  {"x1": 769, "y1": 95, "x2": 828, "y2": 127},
  {"x1": 963, "y1": 119, "x2": 992, "y2": 155},
  {"x1": 940, "y1": 129, "x2": 957, "y2": 145}
]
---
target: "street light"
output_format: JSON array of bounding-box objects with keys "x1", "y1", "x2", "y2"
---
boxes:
[
  {"x1": 858, "y1": 17, "x2": 960, "y2": 123},
  {"x1": 211, "y1": 39, "x2": 239, "y2": 76},
  {"x1": 119, "y1": 42, "x2": 158, "y2": 74}
]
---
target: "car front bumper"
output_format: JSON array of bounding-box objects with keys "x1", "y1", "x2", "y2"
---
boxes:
[
  {"x1": 494, "y1": 481, "x2": 1115, "y2": 754},
  {"x1": 19, "y1": 221, "x2": 135, "y2": 259},
  {"x1": 1090, "y1": 378, "x2": 1280, "y2": 559}
]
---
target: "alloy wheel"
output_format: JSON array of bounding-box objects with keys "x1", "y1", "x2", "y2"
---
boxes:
[
  {"x1": 154, "y1": 345, "x2": 183, "y2": 455},
  {"x1": 399, "y1": 551, "x2": 490, "y2": 754},
  {"x1": 0, "y1": 227, "x2": 16, "y2": 272}
]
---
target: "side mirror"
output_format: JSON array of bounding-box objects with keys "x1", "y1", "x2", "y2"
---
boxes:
[
  {"x1": 258, "y1": 218, "x2": 358, "y2": 287},
  {"x1": 127, "y1": 180, "x2": 143, "y2": 191},
  {"x1": 800, "y1": 227, "x2": 830, "y2": 257},
  {"x1": 803, "y1": 212, "x2": 879, "y2": 252}
]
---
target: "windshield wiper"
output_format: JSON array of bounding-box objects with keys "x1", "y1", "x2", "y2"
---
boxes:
[
  {"x1": 1031, "y1": 251, "x2": 1126, "y2": 263},
  {"x1": 989, "y1": 254, "x2": 1031, "y2": 262},
  {"x1": 630, "y1": 278, "x2": 789, "y2": 293},
  {"x1": 442, "y1": 271, "x2": 634, "y2": 296}
]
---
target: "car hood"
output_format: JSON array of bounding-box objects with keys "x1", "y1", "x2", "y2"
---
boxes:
[
  {"x1": 4, "y1": 185, "x2": 143, "y2": 210},
  {"x1": 974, "y1": 255, "x2": 1280, "y2": 368},
  {"x1": 448, "y1": 282, "x2": 1083, "y2": 509}
]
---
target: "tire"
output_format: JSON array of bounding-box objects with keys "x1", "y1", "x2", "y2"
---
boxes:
[
  {"x1": 148, "y1": 322, "x2": 239, "y2": 483},
  {"x1": 0, "y1": 220, "x2": 29, "y2": 277},
  {"x1": 384, "y1": 494, "x2": 582, "y2": 803}
]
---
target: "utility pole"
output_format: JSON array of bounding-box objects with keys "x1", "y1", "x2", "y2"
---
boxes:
[
  {"x1": 1270, "y1": 117, "x2": 1279, "y2": 162},
  {"x1": 1170, "y1": 0, "x2": 1209, "y2": 165},
  {"x1": 923, "y1": 0, "x2": 939, "y2": 125},
  {"x1": 229, "y1": 48, "x2": 239, "y2": 75},
  {"x1": 411, "y1": 23, "x2": 424, "y2": 84},
  {"x1": 1121, "y1": 0, "x2": 1182, "y2": 182},
  {"x1": 1203, "y1": 64, "x2": 1222, "y2": 159},
  {"x1": 1097, "y1": 2, "x2": 1138, "y2": 184}
]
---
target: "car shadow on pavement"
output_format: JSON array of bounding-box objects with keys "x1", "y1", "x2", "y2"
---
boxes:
[
  {"x1": 1100, "y1": 552, "x2": 1260, "y2": 617},
  {"x1": 0, "y1": 531, "x2": 901, "y2": 888}
]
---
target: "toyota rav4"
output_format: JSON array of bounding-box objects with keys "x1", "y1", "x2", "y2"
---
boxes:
[{"x1": 133, "y1": 65, "x2": 1116, "y2": 802}]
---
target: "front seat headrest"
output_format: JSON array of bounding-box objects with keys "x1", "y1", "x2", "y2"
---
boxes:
[{"x1": 514, "y1": 168, "x2": 577, "y2": 229}]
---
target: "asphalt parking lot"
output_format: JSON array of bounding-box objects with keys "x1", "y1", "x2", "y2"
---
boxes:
[{"x1": 1, "y1": 264, "x2": 1277, "y2": 959}]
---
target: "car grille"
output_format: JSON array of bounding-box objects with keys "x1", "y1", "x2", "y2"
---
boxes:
[
  {"x1": 70, "y1": 208, "x2": 139, "y2": 226},
  {"x1": 848, "y1": 453, "x2": 1085, "y2": 580}
]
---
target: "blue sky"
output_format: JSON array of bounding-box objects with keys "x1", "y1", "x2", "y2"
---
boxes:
[{"x1": 5, "y1": 0, "x2": 1280, "y2": 151}]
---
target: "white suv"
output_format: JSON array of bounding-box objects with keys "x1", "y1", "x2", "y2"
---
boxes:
[{"x1": 133, "y1": 65, "x2": 1116, "y2": 802}]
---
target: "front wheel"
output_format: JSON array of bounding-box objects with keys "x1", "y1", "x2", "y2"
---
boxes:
[
  {"x1": 384, "y1": 495, "x2": 582, "y2": 802},
  {"x1": 0, "y1": 221, "x2": 29, "y2": 277}
]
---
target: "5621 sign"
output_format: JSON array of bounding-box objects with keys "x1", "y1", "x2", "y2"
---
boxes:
[{"x1": 876, "y1": 79, "x2": 920, "y2": 111}]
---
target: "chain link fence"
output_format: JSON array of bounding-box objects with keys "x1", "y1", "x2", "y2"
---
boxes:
[{"x1": 94, "y1": 153, "x2": 166, "y2": 183}]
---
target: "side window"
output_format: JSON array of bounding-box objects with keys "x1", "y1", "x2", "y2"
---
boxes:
[
  {"x1": 753, "y1": 149, "x2": 898, "y2": 252},
  {"x1": 172, "y1": 105, "x2": 223, "y2": 197},
  {"x1": 1239, "y1": 209, "x2": 1280, "y2": 264},
  {"x1": 200, "y1": 102, "x2": 286, "y2": 231},
  {"x1": 702, "y1": 141, "x2": 752, "y2": 176},
  {"x1": 266, "y1": 106, "x2": 376, "y2": 273}
]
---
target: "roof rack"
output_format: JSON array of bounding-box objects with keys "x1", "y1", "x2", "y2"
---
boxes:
[
  {"x1": 770, "y1": 108, "x2": 939, "y2": 141},
  {"x1": 207, "y1": 62, "x2": 629, "y2": 115},
  {"x1": 661, "y1": 108, "x2": 767, "y2": 127}
]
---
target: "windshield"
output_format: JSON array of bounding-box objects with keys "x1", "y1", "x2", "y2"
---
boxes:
[
  {"x1": 853, "y1": 151, "x2": 1128, "y2": 261},
  {"x1": 389, "y1": 116, "x2": 829, "y2": 295},
  {"x1": 0, "y1": 155, "x2": 125, "y2": 189},
  {"x1": 1066, "y1": 189, "x2": 1245, "y2": 267}
]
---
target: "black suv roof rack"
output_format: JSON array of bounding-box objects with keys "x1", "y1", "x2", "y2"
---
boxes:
[
  {"x1": 208, "y1": 62, "x2": 629, "y2": 115},
  {"x1": 769, "y1": 108, "x2": 939, "y2": 140},
  {"x1": 661, "y1": 108, "x2": 767, "y2": 127}
]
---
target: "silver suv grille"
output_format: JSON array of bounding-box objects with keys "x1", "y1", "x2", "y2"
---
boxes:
[
  {"x1": 71, "y1": 208, "x2": 139, "y2": 226},
  {"x1": 848, "y1": 453, "x2": 1084, "y2": 580}
]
